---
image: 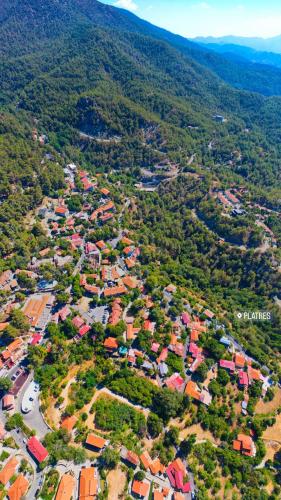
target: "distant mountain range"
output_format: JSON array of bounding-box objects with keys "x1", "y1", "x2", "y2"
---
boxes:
[{"x1": 194, "y1": 34, "x2": 281, "y2": 54}]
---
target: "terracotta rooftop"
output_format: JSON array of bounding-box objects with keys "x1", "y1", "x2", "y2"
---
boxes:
[
  {"x1": 55, "y1": 473, "x2": 75, "y2": 500},
  {"x1": 7, "y1": 474, "x2": 29, "y2": 500},
  {"x1": 0, "y1": 457, "x2": 18, "y2": 485},
  {"x1": 132, "y1": 480, "x2": 150, "y2": 498},
  {"x1": 79, "y1": 467, "x2": 97, "y2": 499},
  {"x1": 86, "y1": 434, "x2": 107, "y2": 450}
]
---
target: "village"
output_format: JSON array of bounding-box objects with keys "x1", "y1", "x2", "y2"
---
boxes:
[{"x1": 0, "y1": 161, "x2": 279, "y2": 500}]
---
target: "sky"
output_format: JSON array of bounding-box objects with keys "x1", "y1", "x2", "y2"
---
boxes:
[{"x1": 101, "y1": 0, "x2": 281, "y2": 38}]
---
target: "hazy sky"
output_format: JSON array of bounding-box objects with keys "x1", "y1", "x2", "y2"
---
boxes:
[{"x1": 101, "y1": 0, "x2": 281, "y2": 38}]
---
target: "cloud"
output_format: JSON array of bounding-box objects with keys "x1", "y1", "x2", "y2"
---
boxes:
[{"x1": 114, "y1": 0, "x2": 138, "y2": 11}]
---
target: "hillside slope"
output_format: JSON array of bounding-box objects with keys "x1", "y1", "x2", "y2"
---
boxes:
[{"x1": 0, "y1": 0, "x2": 280, "y2": 191}]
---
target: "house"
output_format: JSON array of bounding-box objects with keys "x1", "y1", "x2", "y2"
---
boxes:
[
  {"x1": 79, "y1": 467, "x2": 98, "y2": 500},
  {"x1": 149, "y1": 458, "x2": 166, "y2": 476},
  {"x1": 235, "y1": 353, "x2": 245, "y2": 368},
  {"x1": 189, "y1": 342, "x2": 202, "y2": 359},
  {"x1": 58, "y1": 306, "x2": 71, "y2": 322},
  {"x1": 154, "y1": 491, "x2": 165, "y2": 500},
  {"x1": 55, "y1": 206, "x2": 69, "y2": 217},
  {"x1": 123, "y1": 246, "x2": 135, "y2": 257},
  {"x1": 2, "y1": 394, "x2": 15, "y2": 411},
  {"x1": 85, "y1": 434, "x2": 107, "y2": 452},
  {"x1": 96, "y1": 240, "x2": 107, "y2": 251},
  {"x1": 61, "y1": 416, "x2": 77, "y2": 433},
  {"x1": 121, "y1": 236, "x2": 134, "y2": 246},
  {"x1": 0, "y1": 457, "x2": 18, "y2": 485},
  {"x1": 185, "y1": 380, "x2": 201, "y2": 401},
  {"x1": 0, "y1": 270, "x2": 13, "y2": 290},
  {"x1": 233, "y1": 434, "x2": 256, "y2": 457},
  {"x1": 151, "y1": 342, "x2": 160, "y2": 353},
  {"x1": 165, "y1": 373, "x2": 185, "y2": 392},
  {"x1": 190, "y1": 329, "x2": 199, "y2": 342},
  {"x1": 219, "y1": 359, "x2": 235, "y2": 372},
  {"x1": 100, "y1": 188, "x2": 110, "y2": 197},
  {"x1": 55, "y1": 473, "x2": 75, "y2": 500},
  {"x1": 203, "y1": 309, "x2": 215, "y2": 319},
  {"x1": 7, "y1": 474, "x2": 29, "y2": 500},
  {"x1": 125, "y1": 258, "x2": 136, "y2": 269},
  {"x1": 127, "y1": 324, "x2": 140, "y2": 341},
  {"x1": 104, "y1": 337, "x2": 119, "y2": 352},
  {"x1": 181, "y1": 312, "x2": 190, "y2": 326},
  {"x1": 27, "y1": 436, "x2": 49, "y2": 463},
  {"x1": 131, "y1": 479, "x2": 150, "y2": 499},
  {"x1": 120, "y1": 447, "x2": 140, "y2": 468},
  {"x1": 157, "y1": 348, "x2": 168, "y2": 364},
  {"x1": 109, "y1": 299, "x2": 122, "y2": 326},
  {"x1": 140, "y1": 450, "x2": 152, "y2": 470},
  {"x1": 122, "y1": 276, "x2": 138, "y2": 289},
  {"x1": 85, "y1": 242, "x2": 100, "y2": 258},
  {"x1": 144, "y1": 320, "x2": 155, "y2": 334},
  {"x1": 72, "y1": 316, "x2": 85, "y2": 329},
  {"x1": 79, "y1": 324, "x2": 91, "y2": 338},
  {"x1": 166, "y1": 458, "x2": 191, "y2": 494},
  {"x1": 104, "y1": 285, "x2": 127, "y2": 298},
  {"x1": 23, "y1": 294, "x2": 53, "y2": 331},
  {"x1": 238, "y1": 370, "x2": 249, "y2": 388},
  {"x1": 248, "y1": 366, "x2": 261, "y2": 384},
  {"x1": 165, "y1": 284, "x2": 177, "y2": 294}
]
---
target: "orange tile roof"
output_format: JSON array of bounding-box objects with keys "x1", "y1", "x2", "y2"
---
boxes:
[
  {"x1": 55, "y1": 473, "x2": 75, "y2": 500},
  {"x1": 235, "y1": 353, "x2": 245, "y2": 368},
  {"x1": 150, "y1": 458, "x2": 165, "y2": 475},
  {"x1": 122, "y1": 276, "x2": 138, "y2": 289},
  {"x1": 7, "y1": 474, "x2": 29, "y2": 500},
  {"x1": 185, "y1": 380, "x2": 201, "y2": 401},
  {"x1": 170, "y1": 333, "x2": 177, "y2": 345},
  {"x1": 162, "y1": 487, "x2": 170, "y2": 497},
  {"x1": 132, "y1": 480, "x2": 150, "y2": 498},
  {"x1": 248, "y1": 367, "x2": 261, "y2": 381},
  {"x1": 125, "y1": 258, "x2": 136, "y2": 269},
  {"x1": 233, "y1": 440, "x2": 241, "y2": 451},
  {"x1": 100, "y1": 188, "x2": 110, "y2": 196},
  {"x1": 104, "y1": 285, "x2": 127, "y2": 297},
  {"x1": 61, "y1": 416, "x2": 77, "y2": 432},
  {"x1": 23, "y1": 294, "x2": 51, "y2": 327},
  {"x1": 237, "y1": 433, "x2": 253, "y2": 451},
  {"x1": 0, "y1": 457, "x2": 18, "y2": 485},
  {"x1": 172, "y1": 458, "x2": 186, "y2": 474},
  {"x1": 190, "y1": 329, "x2": 199, "y2": 342},
  {"x1": 121, "y1": 237, "x2": 134, "y2": 245},
  {"x1": 140, "y1": 451, "x2": 152, "y2": 470},
  {"x1": 104, "y1": 337, "x2": 118, "y2": 350},
  {"x1": 86, "y1": 434, "x2": 106, "y2": 449},
  {"x1": 154, "y1": 492, "x2": 164, "y2": 500},
  {"x1": 0, "y1": 322, "x2": 9, "y2": 332},
  {"x1": 7, "y1": 338, "x2": 23, "y2": 353},
  {"x1": 126, "y1": 324, "x2": 140, "y2": 341},
  {"x1": 173, "y1": 493, "x2": 185, "y2": 500},
  {"x1": 79, "y1": 467, "x2": 97, "y2": 499}
]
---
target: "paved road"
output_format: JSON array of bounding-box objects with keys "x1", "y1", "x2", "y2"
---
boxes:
[{"x1": 16, "y1": 375, "x2": 50, "y2": 439}]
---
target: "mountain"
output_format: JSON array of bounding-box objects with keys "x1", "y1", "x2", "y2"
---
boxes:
[
  {"x1": 197, "y1": 42, "x2": 281, "y2": 70},
  {"x1": 194, "y1": 34, "x2": 281, "y2": 54},
  {"x1": 0, "y1": 0, "x2": 281, "y2": 191},
  {"x1": 2, "y1": 0, "x2": 281, "y2": 98}
]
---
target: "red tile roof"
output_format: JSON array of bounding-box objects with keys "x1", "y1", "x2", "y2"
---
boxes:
[{"x1": 27, "y1": 436, "x2": 49, "y2": 463}]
